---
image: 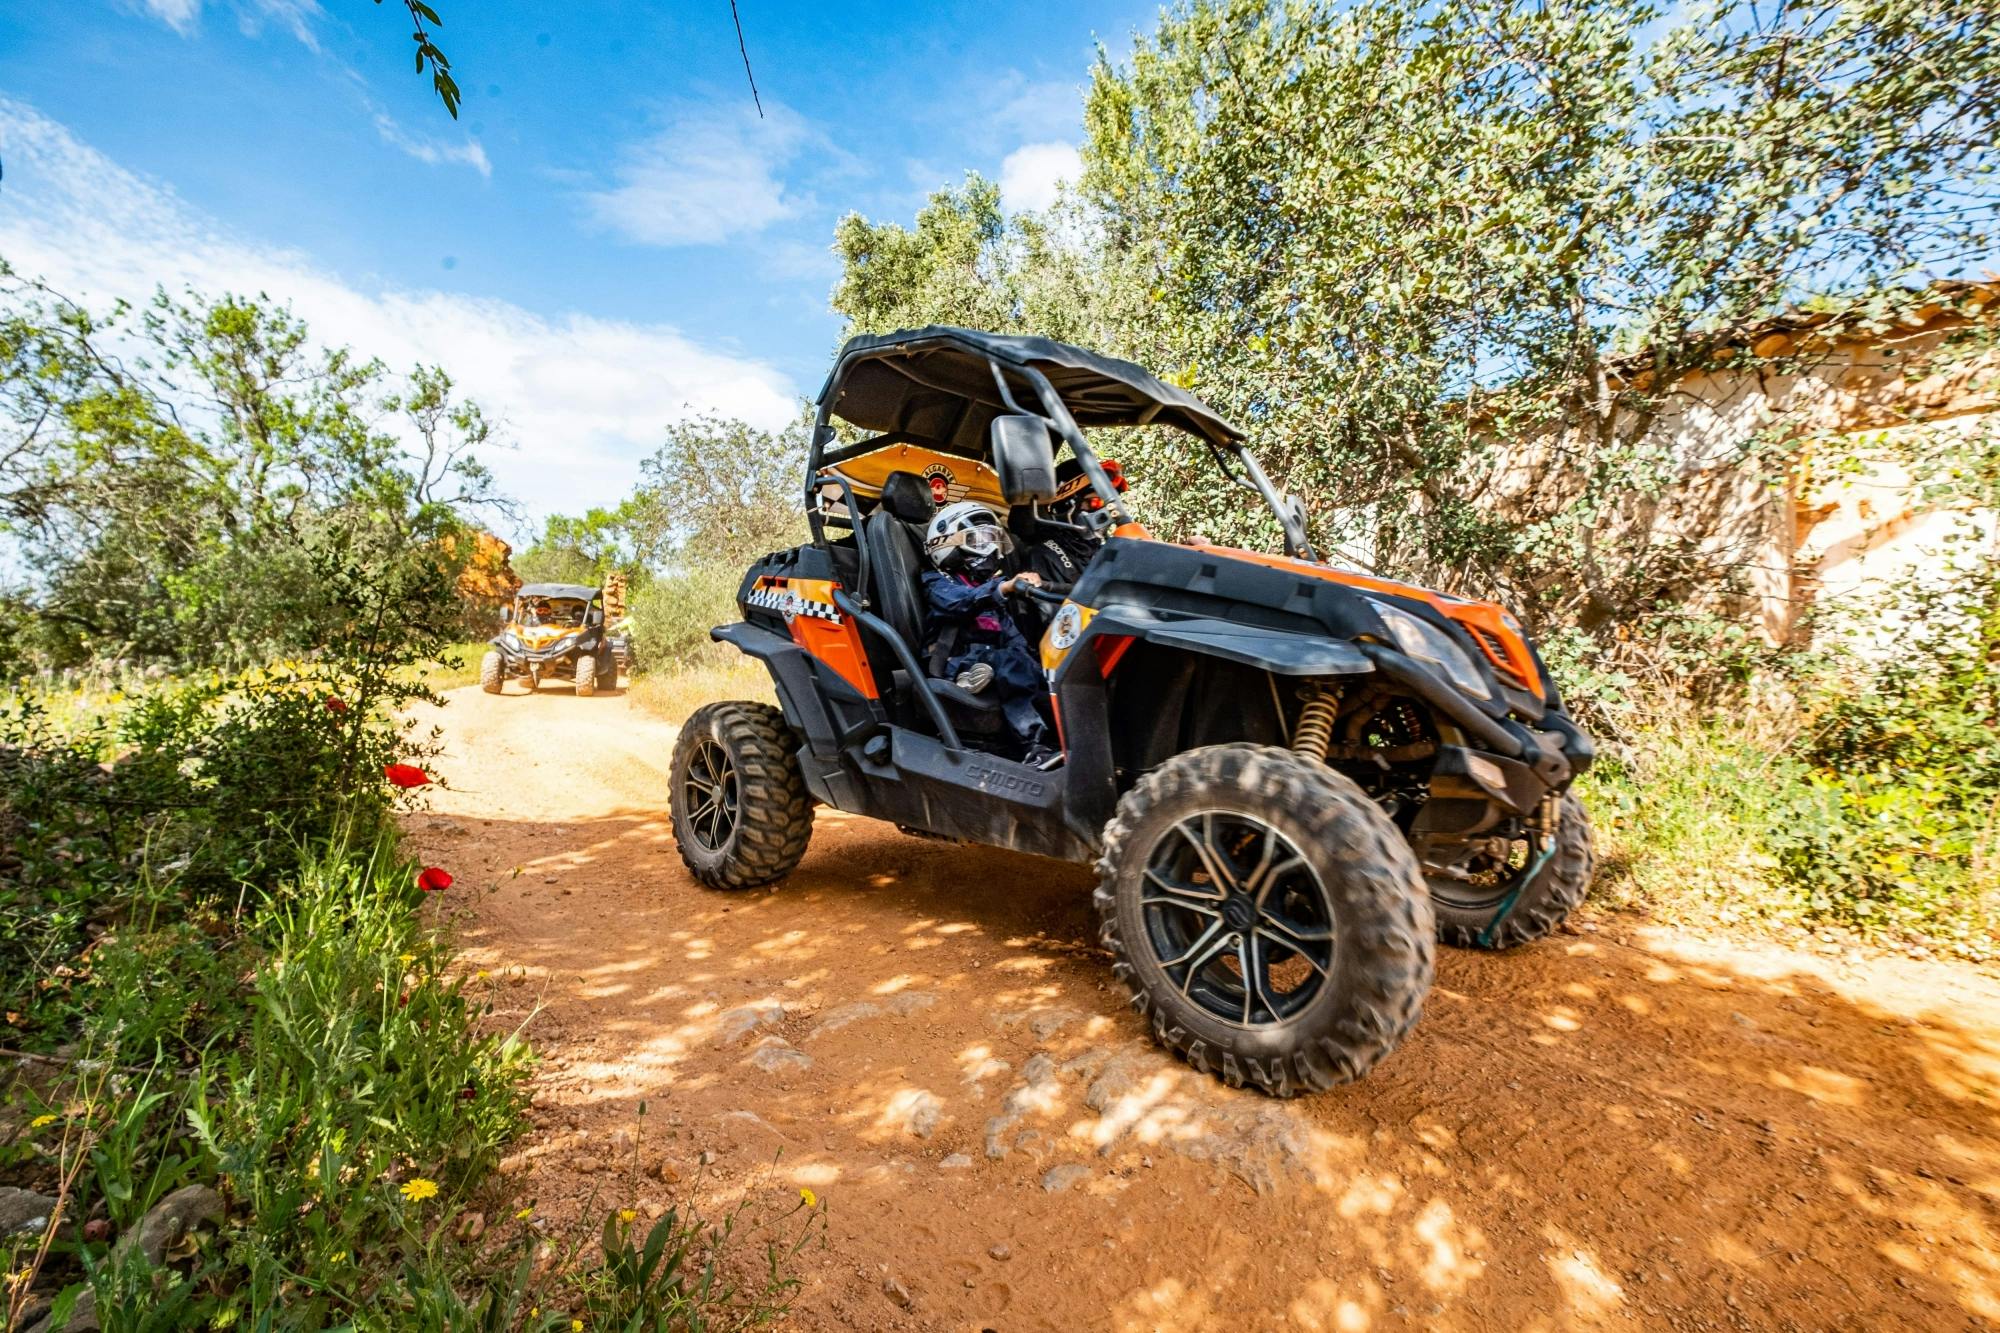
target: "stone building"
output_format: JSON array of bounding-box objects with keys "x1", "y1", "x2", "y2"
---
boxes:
[{"x1": 1484, "y1": 282, "x2": 1998, "y2": 652}]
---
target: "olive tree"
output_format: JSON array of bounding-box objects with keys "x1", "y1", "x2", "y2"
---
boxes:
[{"x1": 1082, "y1": 0, "x2": 2000, "y2": 622}]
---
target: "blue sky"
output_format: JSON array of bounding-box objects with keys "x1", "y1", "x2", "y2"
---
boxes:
[{"x1": 0, "y1": 0, "x2": 1159, "y2": 531}]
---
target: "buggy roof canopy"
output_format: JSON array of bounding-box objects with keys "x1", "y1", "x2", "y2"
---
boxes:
[
  {"x1": 515, "y1": 583, "x2": 598, "y2": 601},
  {"x1": 818, "y1": 326, "x2": 1244, "y2": 458}
]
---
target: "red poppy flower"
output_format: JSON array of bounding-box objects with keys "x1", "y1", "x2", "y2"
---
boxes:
[
  {"x1": 324, "y1": 696, "x2": 348, "y2": 713},
  {"x1": 383, "y1": 763, "x2": 432, "y2": 789},
  {"x1": 417, "y1": 866, "x2": 453, "y2": 893}
]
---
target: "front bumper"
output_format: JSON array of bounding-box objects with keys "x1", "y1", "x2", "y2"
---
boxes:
[{"x1": 492, "y1": 637, "x2": 595, "y2": 666}]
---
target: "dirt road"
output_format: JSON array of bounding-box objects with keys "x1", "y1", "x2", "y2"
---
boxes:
[{"x1": 406, "y1": 683, "x2": 2000, "y2": 1331}]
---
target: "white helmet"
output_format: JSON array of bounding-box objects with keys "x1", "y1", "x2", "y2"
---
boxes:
[{"x1": 924, "y1": 501, "x2": 1009, "y2": 574}]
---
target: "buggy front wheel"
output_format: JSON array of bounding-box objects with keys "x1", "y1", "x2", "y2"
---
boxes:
[
  {"x1": 1095, "y1": 744, "x2": 1434, "y2": 1096},
  {"x1": 669, "y1": 702, "x2": 813, "y2": 890},
  {"x1": 479, "y1": 650, "x2": 503, "y2": 694}
]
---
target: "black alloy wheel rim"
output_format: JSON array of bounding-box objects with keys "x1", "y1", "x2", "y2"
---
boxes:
[
  {"x1": 1139, "y1": 812, "x2": 1338, "y2": 1028},
  {"x1": 682, "y1": 738, "x2": 739, "y2": 852}
]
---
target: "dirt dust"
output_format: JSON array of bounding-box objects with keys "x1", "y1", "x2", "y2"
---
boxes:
[{"x1": 405, "y1": 684, "x2": 2000, "y2": 1332}]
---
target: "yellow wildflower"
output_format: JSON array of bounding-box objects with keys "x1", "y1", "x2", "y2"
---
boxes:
[
  {"x1": 515, "y1": 1206, "x2": 534, "y2": 1220},
  {"x1": 618, "y1": 1208, "x2": 636, "y2": 1224},
  {"x1": 800, "y1": 1187, "x2": 817, "y2": 1208},
  {"x1": 572, "y1": 1322, "x2": 584, "y2": 1332},
  {"x1": 29, "y1": 1113, "x2": 57, "y2": 1129},
  {"x1": 5, "y1": 1269, "x2": 32, "y2": 1291},
  {"x1": 475, "y1": 970, "x2": 490, "y2": 980},
  {"x1": 399, "y1": 1177, "x2": 439, "y2": 1202},
  {"x1": 398, "y1": 952, "x2": 416, "y2": 965}
]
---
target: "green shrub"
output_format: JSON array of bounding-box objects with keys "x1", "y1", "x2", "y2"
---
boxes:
[
  {"x1": 3, "y1": 838, "x2": 533, "y2": 1329},
  {"x1": 0, "y1": 660, "x2": 436, "y2": 1033},
  {"x1": 628, "y1": 564, "x2": 745, "y2": 673},
  {"x1": 1579, "y1": 553, "x2": 2000, "y2": 956},
  {"x1": 1766, "y1": 559, "x2": 2000, "y2": 947}
]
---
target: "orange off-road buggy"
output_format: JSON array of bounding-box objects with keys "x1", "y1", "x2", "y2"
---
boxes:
[{"x1": 669, "y1": 328, "x2": 1595, "y2": 1095}]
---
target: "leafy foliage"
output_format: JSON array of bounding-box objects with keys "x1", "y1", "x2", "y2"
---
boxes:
[
  {"x1": 517, "y1": 412, "x2": 810, "y2": 675},
  {"x1": 827, "y1": 0, "x2": 2000, "y2": 629},
  {"x1": 0, "y1": 263, "x2": 505, "y2": 672},
  {"x1": 632, "y1": 412, "x2": 811, "y2": 570},
  {"x1": 832, "y1": 175, "x2": 1133, "y2": 348},
  {"x1": 1077, "y1": 0, "x2": 1999, "y2": 616},
  {"x1": 627, "y1": 564, "x2": 746, "y2": 674},
  {"x1": 381, "y1": 0, "x2": 461, "y2": 118}
]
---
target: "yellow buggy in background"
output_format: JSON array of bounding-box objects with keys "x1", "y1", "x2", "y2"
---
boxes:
[{"x1": 480, "y1": 582, "x2": 630, "y2": 696}]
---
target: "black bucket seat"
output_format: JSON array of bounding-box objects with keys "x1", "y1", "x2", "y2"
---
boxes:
[{"x1": 859, "y1": 471, "x2": 998, "y2": 725}]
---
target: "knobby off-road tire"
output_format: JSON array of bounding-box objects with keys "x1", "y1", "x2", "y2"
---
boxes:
[
  {"x1": 479, "y1": 650, "x2": 504, "y2": 694},
  {"x1": 1433, "y1": 792, "x2": 1595, "y2": 950},
  {"x1": 595, "y1": 651, "x2": 619, "y2": 692},
  {"x1": 1095, "y1": 744, "x2": 1434, "y2": 1097},
  {"x1": 670, "y1": 701, "x2": 813, "y2": 891},
  {"x1": 573, "y1": 654, "x2": 598, "y2": 697}
]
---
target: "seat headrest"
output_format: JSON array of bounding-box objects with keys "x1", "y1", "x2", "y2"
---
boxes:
[{"x1": 878, "y1": 470, "x2": 937, "y2": 525}]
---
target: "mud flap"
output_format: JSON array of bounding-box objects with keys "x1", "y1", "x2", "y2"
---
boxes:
[{"x1": 712, "y1": 621, "x2": 841, "y2": 761}]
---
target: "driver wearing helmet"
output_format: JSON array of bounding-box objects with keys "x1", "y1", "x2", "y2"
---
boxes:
[
  {"x1": 1005, "y1": 456, "x2": 1126, "y2": 636},
  {"x1": 921, "y1": 500, "x2": 1062, "y2": 771}
]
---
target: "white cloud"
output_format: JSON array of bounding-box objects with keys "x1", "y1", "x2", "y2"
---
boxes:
[
  {"x1": 129, "y1": 0, "x2": 322, "y2": 44},
  {"x1": 371, "y1": 109, "x2": 491, "y2": 178},
  {"x1": 237, "y1": 0, "x2": 322, "y2": 49},
  {"x1": 581, "y1": 102, "x2": 812, "y2": 247},
  {"x1": 134, "y1": 0, "x2": 202, "y2": 34},
  {"x1": 0, "y1": 100, "x2": 799, "y2": 528},
  {"x1": 999, "y1": 141, "x2": 1081, "y2": 214}
]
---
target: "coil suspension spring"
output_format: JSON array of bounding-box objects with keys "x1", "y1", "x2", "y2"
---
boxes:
[{"x1": 1291, "y1": 682, "x2": 1341, "y2": 763}]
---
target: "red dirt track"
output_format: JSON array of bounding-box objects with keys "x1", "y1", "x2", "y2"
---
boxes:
[{"x1": 407, "y1": 684, "x2": 2000, "y2": 1332}]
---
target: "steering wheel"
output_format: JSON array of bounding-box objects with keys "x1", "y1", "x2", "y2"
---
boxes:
[{"x1": 1015, "y1": 581, "x2": 1067, "y2": 605}]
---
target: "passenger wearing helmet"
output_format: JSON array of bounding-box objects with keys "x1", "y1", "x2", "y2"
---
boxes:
[
  {"x1": 921, "y1": 500, "x2": 1062, "y2": 771},
  {"x1": 1005, "y1": 456, "x2": 1125, "y2": 637}
]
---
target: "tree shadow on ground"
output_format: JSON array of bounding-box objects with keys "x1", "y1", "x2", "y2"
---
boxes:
[{"x1": 412, "y1": 803, "x2": 2000, "y2": 1332}]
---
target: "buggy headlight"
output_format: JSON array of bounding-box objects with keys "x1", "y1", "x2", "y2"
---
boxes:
[{"x1": 1365, "y1": 600, "x2": 1492, "y2": 701}]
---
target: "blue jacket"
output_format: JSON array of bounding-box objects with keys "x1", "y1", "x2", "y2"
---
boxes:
[{"x1": 921, "y1": 570, "x2": 1033, "y2": 658}]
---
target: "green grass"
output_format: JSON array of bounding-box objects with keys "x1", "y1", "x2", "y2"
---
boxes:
[
  {"x1": 626, "y1": 655, "x2": 775, "y2": 725},
  {"x1": 413, "y1": 640, "x2": 489, "y2": 692},
  {"x1": 1577, "y1": 698, "x2": 1998, "y2": 959},
  {"x1": 4, "y1": 834, "x2": 535, "y2": 1328},
  {"x1": 2, "y1": 668, "x2": 818, "y2": 1329}
]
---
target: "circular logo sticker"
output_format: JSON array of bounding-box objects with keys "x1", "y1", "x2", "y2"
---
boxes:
[
  {"x1": 922, "y1": 461, "x2": 956, "y2": 505},
  {"x1": 1049, "y1": 602, "x2": 1084, "y2": 650}
]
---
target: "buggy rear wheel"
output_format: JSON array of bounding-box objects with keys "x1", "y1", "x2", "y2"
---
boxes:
[
  {"x1": 479, "y1": 650, "x2": 503, "y2": 694},
  {"x1": 1095, "y1": 744, "x2": 1434, "y2": 1096},
  {"x1": 669, "y1": 701, "x2": 813, "y2": 890},
  {"x1": 1430, "y1": 792, "x2": 1594, "y2": 949},
  {"x1": 573, "y1": 654, "x2": 597, "y2": 697}
]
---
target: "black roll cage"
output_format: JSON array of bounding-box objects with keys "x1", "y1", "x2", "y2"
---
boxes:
[
  {"x1": 803, "y1": 332, "x2": 1315, "y2": 561},
  {"x1": 510, "y1": 591, "x2": 601, "y2": 630}
]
